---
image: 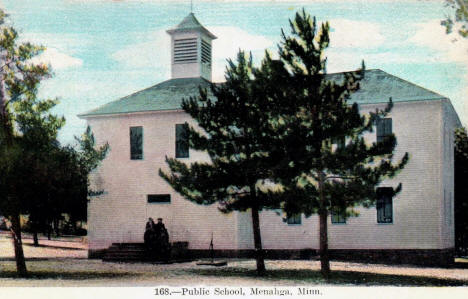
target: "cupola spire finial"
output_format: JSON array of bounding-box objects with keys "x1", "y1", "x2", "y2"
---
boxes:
[{"x1": 191, "y1": 0, "x2": 193, "y2": 13}]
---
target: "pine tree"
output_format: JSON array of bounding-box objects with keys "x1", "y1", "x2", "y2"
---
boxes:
[
  {"x1": 159, "y1": 52, "x2": 283, "y2": 275},
  {"x1": 259, "y1": 10, "x2": 409, "y2": 278},
  {"x1": 441, "y1": 0, "x2": 468, "y2": 37},
  {"x1": 454, "y1": 127, "x2": 468, "y2": 254}
]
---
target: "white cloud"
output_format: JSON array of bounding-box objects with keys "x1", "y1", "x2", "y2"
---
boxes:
[
  {"x1": 208, "y1": 26, "x2": 274, "y2": 81},
  {"x1": 409, "y1": 20, "x2": 468, "y2": 64},
  {"x1": 19, "y1": 32, "x2": 89, "y2": 55},
  {"x1": 208, "y1": 26, "x2": 274, "y2": 60},
  {"x1": 328, "y1": 19, "x2": 385, "y2": 49},
  {"x1": 30, "y1": 47, "x2": 83, "y2": 70},
  {"x1": 111, "y1": 26, "x2": 273, "y2": 82},
  {"x1": 111, "y1": 30, "x2": 171, "y2": 74}
]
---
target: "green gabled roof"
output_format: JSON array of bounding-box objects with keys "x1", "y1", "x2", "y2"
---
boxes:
[
  {"x1": 79, "y1": 77, "x2": 212, "y2": 117},
  {"x1": 331, "y1": 69, "x2": 445, "y2": 104},
  {"x1": 166, "y1": 13, "x2": 217, "y2": 39},
  {"x1": 79, "y1": 69, "x2": 446, "y2": 118}
]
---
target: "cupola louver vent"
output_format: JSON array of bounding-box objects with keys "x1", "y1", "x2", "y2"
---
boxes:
[
  {"x1": 201, "y1": 39, "x2": 211, "y2": 65},
  {"x1": 174, "y1": 38, "x2": 198, "y2": 64}
]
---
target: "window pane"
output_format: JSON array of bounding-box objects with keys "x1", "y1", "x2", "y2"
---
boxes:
[
  {"x1": 377, "y1": 187, "x2": 393, "y2": 223},
  {"x1": 287, "y1": 213, "x2": 301, "y2": 225},
  {"x1": 147, "y1": 194, "x2": 171, "y2": 203},
  {"x1": 331, "y1": 210, "x2": 346, "y2": 224},
  {"x1": 377, "y1": 118, "x2": 392, "y2": 143},
  {"x1": 130, "y1": 126, "x2": 143, "y2": 160},
  {"x1": 176, "y1": 123, "x2": 189, "y2": 158}
]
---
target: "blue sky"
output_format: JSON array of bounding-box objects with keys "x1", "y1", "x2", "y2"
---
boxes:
[{"x1": 2, "y1": 0, "x2": 467, "y2": 144}]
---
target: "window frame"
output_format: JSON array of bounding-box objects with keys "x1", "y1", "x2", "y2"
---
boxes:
[
  {"x1": 175, "y1": 123, "x2": 189, "y2": 158},
  {"x1": 376, "y1": 187, "x2": 394, "y2": 224},
  {"x1": 147, "y1": 194, "x2": 171, "y2": 204},
  {"x1": 286, "y1": 213, "x2": 302, "y2": 225},
  {"x1": 376, "y1": 117, "x2": 392, "y2": 143},
  {"x1": 130, "y1": 126, "x2": 143, "y2": 160},
  {"x1": 331, "y1": 210, "x2": 346, "y2": 224}
]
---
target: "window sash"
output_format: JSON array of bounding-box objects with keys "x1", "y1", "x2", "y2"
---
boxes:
[
  {"x1": 130, "y1": 126, "x2": 143, "y2": 160},
  {"x1": 147, "y1": 194, "x2": 171, "y2": 203},
  {"x1": 331, "y1": 210, "x2": 346, "y2": 224},
  {"x1": 376, "y1": 118, "x2": 392, "y2": 143},
  {"x1": 287, "y1": 213, "x2": 301, "y2": 225},
  {"x1": 176, "y1": 123, "x2": 189, "y2": 158},
  {"x1": 377, "y1": 188, "x2": 393, "y2": 223}
]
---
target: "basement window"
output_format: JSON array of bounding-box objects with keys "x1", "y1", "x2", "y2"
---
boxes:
[{"x1": 147, "y1": 194, "x2": 171, "y2": 204}]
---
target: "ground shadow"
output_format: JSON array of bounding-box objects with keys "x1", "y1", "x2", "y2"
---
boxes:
[
  {"x1": 23, "y1": 243, "x2": 85, "y2": 251},
  {"x1": 187, "y1": 268, "x2": 468, "y2": 286},
  {"x1": 0, "y1": 270, "x2": 139, "y2": 280}
]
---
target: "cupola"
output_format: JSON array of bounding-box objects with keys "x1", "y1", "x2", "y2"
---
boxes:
[{"x1": 166, "y1": 13, "x2": 217, "y2": 81}]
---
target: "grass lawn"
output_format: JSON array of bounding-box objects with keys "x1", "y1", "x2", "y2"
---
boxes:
[
  {"x1": 1, "y1": 232, "x2": 468, "y2": 286},
  {"x1": 0, "y1": 259, "x2": 468, "y2": 287}
]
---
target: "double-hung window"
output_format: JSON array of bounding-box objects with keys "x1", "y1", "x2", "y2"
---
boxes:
[
  {"x1": 286, "y1": 213, "x2": 302, "y2": 225},
  {"x1": 175, "y1": 123, "x2": 189, "y2": 158},
  {"x1": 377, "y1": 187, "x2": 393, "y2": 223},
  {"x1": 130, "y1": 126, "x2": 143, "y2": 160},
  {"x1": 376, "y1": 118, "x2": 392, "y2": 143},
  {"x1": 331, "y1": 210, "x2": 346, "y2": 224}
]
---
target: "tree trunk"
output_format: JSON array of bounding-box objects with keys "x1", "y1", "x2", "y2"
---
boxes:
[
  {"x1": 32, "y1": 223, "x2": 39, "y2": 247},
  {"x1": 53, "y1": 218, "x2": 60, "y2": 237},
  {"x1": 319, "y1": 209, "x2": 330, "y2": 278},
  {"x1": 318, "y1": 173, "x2": 330, "y2": 279},
  {"x1": 251, "y1": 205, "x2": 266, "y2": 275},
  {"x1": 1, "y1": 59, "x2": 27, "y2": 277},
  {"x1": 10, "y1": 213, "x2": 27, "y2": 277}
]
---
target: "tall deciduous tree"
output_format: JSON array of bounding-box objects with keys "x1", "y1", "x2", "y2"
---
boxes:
[
  {"x1": 0, "y1": 9, "x2": 50, "y2": 276},
  {"x1": 259, "y1": 11, "x2": 409, "y2": 278},
  {"x1": 13, "y1": 95, "x2": 65, "y2": 245},
  {"x1": 159, "y1": 52, "x2": 284, "y2": 275},
  {"x1": 0, "y1": 9, "x2": 109, "y2": 276}
]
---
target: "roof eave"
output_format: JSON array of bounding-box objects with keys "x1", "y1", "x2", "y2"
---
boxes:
[
  {"x1": 166, "y1": 28, "x2": 217, "y2": 39},
  {"x1": 79, "y1": 108, "x2": 184, "y2": 119}
]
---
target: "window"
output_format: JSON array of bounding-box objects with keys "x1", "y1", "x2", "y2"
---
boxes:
[
  {"x1": 376, "y1": 118, "x2": 392, "y2": 143},
  {"x1": 130, "y1": 126, "x2": 143, "y2": 160},
  {"x1": 176, "y1": 123, "x2": 189, "y2": 158},
  {"x1": 333, "y1": 136, "x2": 346, "y2": 150},
  {"x1": 331, "y1": 210, "x2": 346, "y2": 224},
  {"x1": 377, "y1": 187, "x2": 393, "y2": 223},
  {"x1": 147, "y1": 194, "x2": 171, "y2": 203},
  {"x1": 287, "y1": 213, "x2": 301, "y2": 225}
]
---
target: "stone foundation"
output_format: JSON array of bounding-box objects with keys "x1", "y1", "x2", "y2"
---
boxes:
[
  {"x1": 89, "y1": 247, "x2": 455, "y2": 266},
  {"x1": 328, "y1": 248, "x2": 455, "y2": 267},
  {"x1": 88, "y1": 249, "x2": 107, "y2": 259}
]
